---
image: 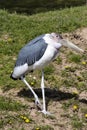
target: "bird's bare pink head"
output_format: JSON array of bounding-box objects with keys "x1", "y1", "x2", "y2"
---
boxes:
[
  {"x1": 51, "y1": 33, "x2": 63, "y2": 42},
  {"x1": 51, "y1": 32, "x2": 84, "y2": 53}
]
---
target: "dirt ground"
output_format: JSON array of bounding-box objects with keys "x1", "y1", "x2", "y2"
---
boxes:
[{"x1": 0, "y1": 28, "x2": 87, "y2": 130}]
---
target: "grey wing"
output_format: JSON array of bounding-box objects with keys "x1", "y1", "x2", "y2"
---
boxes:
[
  {"x1": 15, "y1": 36, "x2": 48, "y2": 67},
  {"x1": 25, "y1": 34, "x2": 45, "y2": 47}
]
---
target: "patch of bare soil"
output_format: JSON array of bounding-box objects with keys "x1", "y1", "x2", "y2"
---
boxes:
[
  {"x1": 0, "y1": 28, "x2": 87, "y2": 130},
  {"x1": 63, "y1": 28, "x2": 87, "y2": 49}
]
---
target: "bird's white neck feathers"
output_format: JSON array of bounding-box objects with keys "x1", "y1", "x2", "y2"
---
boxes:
[{"x1": 43, "y1": 34, "x2": 62, "y2": 50}]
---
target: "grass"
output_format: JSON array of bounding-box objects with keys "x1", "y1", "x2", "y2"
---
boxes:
[
  {"x1": 0, "y1": 96, "x2": 27, "y2": 111},
  {"x1": 67, "y1": 52, "x2": 82, "y2": 63},
  {"x1": 71, "y1": 114, "x2": 83, "y2": 129},
  {"x1": 0, "y1": 5, "x2": 87, "y2": 130}
]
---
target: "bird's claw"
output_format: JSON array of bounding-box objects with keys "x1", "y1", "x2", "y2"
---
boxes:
[
  {"x1": 40, "y1": 110, "x2": 52, "y2": 115},
  {"x1": 35, "y1": 100, "x2": 52, "y2": 115}
]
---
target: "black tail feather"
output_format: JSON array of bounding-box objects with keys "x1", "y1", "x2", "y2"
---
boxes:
[
  {"x1": 10, "y1": 73, "x2": 25, "y2": 80},
  {"x1": 10, "y1": 73, "x2": 18, "y2": 80}
]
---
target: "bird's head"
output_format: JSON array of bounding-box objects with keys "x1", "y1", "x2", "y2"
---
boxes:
[{"x1": 50, "y1": 32, "x2": 84, "y2": 53}]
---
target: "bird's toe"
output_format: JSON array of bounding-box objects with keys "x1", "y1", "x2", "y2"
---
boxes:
[{"x1": 40, "y1": 110, "x2": 52, "y2": 115}]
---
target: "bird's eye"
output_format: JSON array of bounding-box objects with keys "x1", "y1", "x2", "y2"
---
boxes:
[{"x1": 56, "y1": 34, "x2": 63, "y2": 39}]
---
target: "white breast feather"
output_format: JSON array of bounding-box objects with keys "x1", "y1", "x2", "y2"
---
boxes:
[{"x1": 33, "y1": 45, "x2": 57, "y2": 69}]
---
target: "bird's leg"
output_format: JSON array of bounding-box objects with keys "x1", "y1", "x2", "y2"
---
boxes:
[
  {"x1": 21, "y1": 77, "x2": 42, "y2": 109},
  {"x1": 41, "y1": 70, "x2": 50, "y2": 115}
]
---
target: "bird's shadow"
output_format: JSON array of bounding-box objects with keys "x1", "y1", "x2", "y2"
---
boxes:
[{"x1": 17, "y1": 88, "x2": 87, "y2": 108}]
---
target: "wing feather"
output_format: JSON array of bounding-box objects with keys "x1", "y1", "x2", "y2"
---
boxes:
[{"x1": 15, "y1": 35, "x2": 48, "y2": 66}]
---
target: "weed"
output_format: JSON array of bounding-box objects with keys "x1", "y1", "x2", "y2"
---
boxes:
[
  {"x1": 56, "y1": 57, "x2": 62, "y2": 64},
  {"x1": 77, "y1": 81, "x2": 86, "y2": 90},
  {"x1": 71, "y1": 115, "x2": 83, "y2": 129},
  {"x1": 62, "y1": 101, "x2": 72, "y2": 110},
  {"x1": 19, "y1": 115, "x2": 33, "y2": 123},
  {"x1": 67, "y1": 52, "x2": 81, "y2": 63},
  {"x1": 44, "y1": 65, "x2": 55, "y2": 75},
  {"x1": 63, "y1": 78, "x2": 76, "y2": 88},
  {"x1": 0, "y1": 120, "x2": 4, "y2": 128}
]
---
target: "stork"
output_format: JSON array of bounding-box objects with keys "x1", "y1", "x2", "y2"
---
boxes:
[{"x1": 11, "y1": 33, "x2": 84, "y2": 115}]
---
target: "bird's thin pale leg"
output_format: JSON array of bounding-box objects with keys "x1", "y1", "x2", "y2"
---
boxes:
[
  {"x1": 41, "y1": 71, "x2": 46, "y2": 111},
  {"x1": 21, "y1": 77, "x2": 42, "y2": 109},
  {"x1": 41, "y1": 70, "x2": 50, "y2": 115}
]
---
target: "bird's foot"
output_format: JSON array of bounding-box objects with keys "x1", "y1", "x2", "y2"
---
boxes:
[
  {"x1": 35, "y1": 98, "x2": 42, "y2": 110},
  {"x1": 40, "y1": 110, "x2": 51, "y2": 115}
]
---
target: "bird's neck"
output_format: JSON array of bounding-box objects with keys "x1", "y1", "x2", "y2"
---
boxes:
[{"x1": 43, "y1": 34, "x2": 62, "y2": 50}]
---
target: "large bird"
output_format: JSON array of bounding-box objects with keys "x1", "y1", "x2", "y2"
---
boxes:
[{"x1": 11, "y1": 33, "x2": 84, "y2": 115}]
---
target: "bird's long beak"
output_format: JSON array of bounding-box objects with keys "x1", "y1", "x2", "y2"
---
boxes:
[{"x1": 60, "y1": 39, "x2": 84, "y2": 53}]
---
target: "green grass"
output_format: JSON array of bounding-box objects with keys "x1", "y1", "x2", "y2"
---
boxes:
[
  {"x1": 0, "y1": 96, "x2": 27, "y2": 111},
  {"x1": 71, "y1": 115, "x2": 83, "y2": 129},
  {"x1": 67, "y1": 52, "x2": 82, "y2": 63}
]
